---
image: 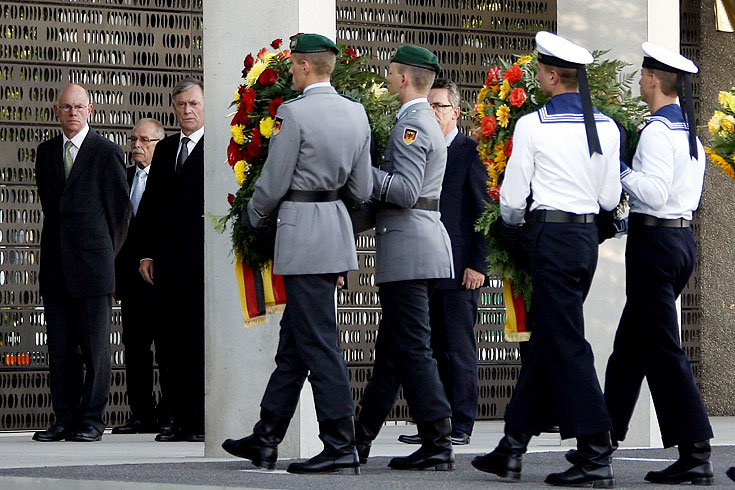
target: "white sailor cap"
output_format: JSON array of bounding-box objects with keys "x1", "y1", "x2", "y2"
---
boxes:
[
  {"x1": 641, "y1": 42, "x2": 698, "y2": 74},
  {"x1": 535, "y1": 31, "x2": 593, "y2": 68}
]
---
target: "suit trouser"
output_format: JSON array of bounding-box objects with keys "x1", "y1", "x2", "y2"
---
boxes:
[
  {"x1": 604, "y1": 224, "x2": 712, "y2": 447},
  {"x1": 429, "y1": 288, "x2": 479, "y2": 435},
  {"x1": 359, "y1": 279, "x2": 452, "y2": 423},
  {"x1": 504, "y1": 222, "x2": 612, "y2": 440},
  {"x1": 44, "y1": 292, "x2": 112, "y2": 432},
  {"x1": 120, "y1": 289, "x2": 172, "y2": 423},
  {"x1": 260, "y1": 274, "x2": 354, "y2": 421},
  {"x1": 161, "y1": 284, "x2": 204, "y2": 432}
]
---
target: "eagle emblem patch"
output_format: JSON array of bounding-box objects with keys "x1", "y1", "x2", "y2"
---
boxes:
[
  {"x1": 272, "y1": 117, "x2": 283, "y2": 135},
  {"x1": 403, "y1": 128, "x2": 418, "y2": 145}
]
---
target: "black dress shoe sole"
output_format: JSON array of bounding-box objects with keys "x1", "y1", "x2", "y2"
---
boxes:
[
  {"x1": 644, "y1": 474, "x2": 713, "y2": 485},
  {"x1": 389, "y1": 461, "x2": 455, "y2": 471},
  {"x1": 397, "y1": 434, "x2": 422, "y2": 444},
  {"x1": 450, "y1": 436, "x2": 470, "y2": 445},
  {"x1": 32, "y1": 435, "x2": 68, "y2": 442},
  {"x1": 287, "y1": 465, "x2": 361, "y2": 475},
  {"x1": 471, "y1": 458, "x2": 520, "y2": 480},
  {"x1": 221, "y1": 440, "x2": 276, "y2": 469},
  {"x1": 546, "y1": 478, "x2": 615, "y2": 488},
  {"x1": 67, "y1": 435, "x2": 102, "y2": 442}
]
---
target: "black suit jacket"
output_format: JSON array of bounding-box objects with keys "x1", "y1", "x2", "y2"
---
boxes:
[
  {"x1": 135, "y1": 133, "x2": 204, "y2": 288},
  {"x1": 436, "y1": 132, "x2": 490, "y2": 290},
  {"x1": 36, "y1": 128, "x2": 131, "y2": 298}
]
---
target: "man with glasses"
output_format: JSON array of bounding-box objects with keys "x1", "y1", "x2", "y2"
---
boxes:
[
  {"x1": 398, "y1": 78, "x2": 488, "y2": 447},
  {"x1": 136, "y1": 77, "x2": 206, "y2": 442},
  {"x1": 111, "y1": 118, "x2": 174, "y2": 435},
  {"x1": 34, "y1": 83, "x2": 131, "y2": 442}
]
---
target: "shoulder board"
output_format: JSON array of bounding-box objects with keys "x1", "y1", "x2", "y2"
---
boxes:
[
  {"x1": 644, "y1": 115, "x2": 689, "y2": 132},
  {"x1": 538, "y1": 106, "x2": 611, "y2": 124},
  {"x1": 283, "y1": 95, "x2": 305, "y2": 105},
  {"x1": 339, "y1": 94, "x2": 359, "y2": 103}
]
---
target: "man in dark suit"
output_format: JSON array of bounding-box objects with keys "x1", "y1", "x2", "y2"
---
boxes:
[
  {"x1": 136, "y1": 78, "x2": 205, "y2": 442},
  {"x1": 33, "y1": 83, "x2": 131, "y2": 442},
  {"x1": 398, "y1": 78, "x2": 488, "y2": 447},
  {"x1": 112, "y1": 118, "x2": 173, "y2": 435}
]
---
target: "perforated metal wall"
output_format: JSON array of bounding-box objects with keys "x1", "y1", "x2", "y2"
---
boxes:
[
  {"x1": 336, "y1": 0, "x2": 557, "y2": 420},
  {"x1": 0, "y1": 0, "x2": 203, "y2": 430}
]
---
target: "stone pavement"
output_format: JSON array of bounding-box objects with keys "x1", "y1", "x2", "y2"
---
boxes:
[{"x1": 0, "y1": 418, "x2": 733, "y2": 489}]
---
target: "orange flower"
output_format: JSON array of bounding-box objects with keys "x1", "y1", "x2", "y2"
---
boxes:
[
  {"x1": 481, "y1": 115, "x2": 497, "y2": 137},
  {"x1": 503, "y1": 65, "x2": 522, "y2": 84},
  {"x1": 509, "y1": 87, "x2": 527, "y2": 108}
]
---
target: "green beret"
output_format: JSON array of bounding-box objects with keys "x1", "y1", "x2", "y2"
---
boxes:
[
  {"x1": 391, "y1": 45, "x2": 441, "y2": 74},
  {"x1": 289, "y1": 33, "x2": 339, "y2": 55}
]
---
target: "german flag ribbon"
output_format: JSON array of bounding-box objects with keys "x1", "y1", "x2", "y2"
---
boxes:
[
  {"x1": 503, "y1": 281, "x2": 531, "y2": 342},
  {"x1": 235, "y1": 258, "x2": 287, "y2": 328}
]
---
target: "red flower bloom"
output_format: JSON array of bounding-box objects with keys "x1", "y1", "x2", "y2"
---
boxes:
[
  {"x1": 508, "y1": 87, "x2": 526, "y2": 107},
  {"x1": 503, "y1": 65, "x2": 522, "y2": 84},
  {"x1": 244, "y1": 54, "x2": 254, "y2": 70},
  {"x1": 239, "y1": 88, "x2": 256, "y2": 113},
  {"x1": 227, "y1": 193, "x2": 236, "y2": 205},
  {"x1": 504, "y1": 138, "x2": 513, "y2": 157},
  {"x1": 231, "y1": 109, "x2": 249, "y2": 127},
  {"x1": 258, "y1": 68, "x2": 278, "y2": 87},
  {"x1": 268, "y1": 97, "x2": 284, "y2": 117},
  {"x1": 486, "y1": 66, "x2": 501, "y2": 86},
  {"x1": 346, "y1": 48, "x2": 358, "y2": 60},
  {"x1": 271, "y1": 39, "x2": 282, "y2": 49},
  {"x1": 246, "y1": 129, "x2": 262, "y2": 159},
  {"x1": 227, "y1": 138, "x2": 246, "y2": 167},
  {"x1": 481, "y1": 115, "x2": 497, "y2": 137},
  {"x1": 488, "y1": 185, "x2": 501, "y2": 201}
]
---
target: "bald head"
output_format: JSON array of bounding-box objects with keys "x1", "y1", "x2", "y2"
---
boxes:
[{"x1": 54, "y1": 84, "x2": 93, "y2": 138}]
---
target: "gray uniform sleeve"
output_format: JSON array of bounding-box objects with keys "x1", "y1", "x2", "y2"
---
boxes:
[
  {"x1": 372, "y1": 122, "x2": 428, "y2": 208},
  {"x1": 247, "y1": 104, "x2": 300, "y2": 228},
  {"x1": 344, "y1": 110, "x2": 373, "y2": 202}
]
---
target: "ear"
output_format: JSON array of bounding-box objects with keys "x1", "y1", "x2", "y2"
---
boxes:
[{"x1": 452, "y1": 106, "x2": 461, "y2": 121}]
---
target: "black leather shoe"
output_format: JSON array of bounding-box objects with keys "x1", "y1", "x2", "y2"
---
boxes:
[
  {"x1": 388, "y1": 417, "x2": 454, "y2": 471},
  {"x1": 287, "y1": 417, "x2": 360, "y2": 475},
  {"x1": 565, "y1": 439, "x2": 618, "y2": 465},
  {"x1": 155, "y1": 427, "x2": 190, "y2": 442},
  {"x1": 222, "y1": 409, "x2": 290, "y2": 469},
  {"x1": 450, "y1": 432, "x2": 470, "y2": 445},
  {"x1": 111, "y1": 418, "x2": 158, "y2": 434},
  {"x1": 397, "y1": 433, "x2": 422, "y2": 444},
  {"x1": 355, "y1": 410, "x2": 384, "y2": 465},
  {"x1": 471, "y1": 427, "x2": 531, "y2": 480},
  {"x1": 546, "y1": 432, "x2": 614, "y2": 488},
  {"x1": 726, "y1": 466, "x2": 735, "y2": 482},
  {"x1": 188, "y1": 432, "x2": 205, "y2": 443},
  {"x1": 644, "y1": 440, "x2": 713, "y2": 485},
  {"x1": 67, "y1": 424, "x2": 103, "y2": 442},
  {"x1": 32, "y1": 424, "x2": 71, "y2": 442}
]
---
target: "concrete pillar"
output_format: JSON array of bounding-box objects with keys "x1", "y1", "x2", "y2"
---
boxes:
[
  {"x1": 202, "y1": 0, "x2": 336, "y2": 458},
  {"x1": 555, "y1": 0, "x2": 681, "y2": 448}
]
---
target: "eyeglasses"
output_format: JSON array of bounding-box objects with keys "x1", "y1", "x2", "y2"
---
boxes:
[
  {"x1": 57, "y1": 104, "x2": 89, "y2": 113},
  {"x1": 129, "y1": 137, "x2": 161, "y2": 144},
  {"x1": 430, "y1": 102, "x2": 454, "y2": 111}
]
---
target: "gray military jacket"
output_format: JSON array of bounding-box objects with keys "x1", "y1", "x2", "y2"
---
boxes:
[
  {"x1": 372, "y1": 100, "x2": 454, "y2": 284},
  {"x1": 247, "y1": 85, "x2": 372, "y2": 275}
]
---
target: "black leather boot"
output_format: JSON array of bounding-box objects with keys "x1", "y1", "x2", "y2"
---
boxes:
[
  {"x1": 355, "y1": 410, "x2": 384, "y2": 464},
  {"x1": 644, "y1": 440, "x2": 713, "y2": 485},
  {"x1": 471, "y1": 426, "x2": 531, "y2": 480},
  {"x1": 726, "y1": 466, "x2": 735, "y2": 482},
  {"x1": 389, "y1": 417, "x2": 454, "y2": 471},
  {"x1": 545, "y1": 432, "x2": 615, "y2": 488},
  {"x1": 287, "y1": 417, "x2": 360, "y2": 475},
  {"x1": 221, "y1": 409, "x2": 290, "y2": 470},
  {"x1": 565, "y1": 438, "x2": 618, "y2": 465}
]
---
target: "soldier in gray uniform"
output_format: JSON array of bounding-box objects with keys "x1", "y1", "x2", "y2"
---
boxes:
[
  {"x1": 221, "y1": 34, "x2": 372, "y2": 475},
  {"x1": 354, "y1": 45, "x2": 455, "y2": 471}
]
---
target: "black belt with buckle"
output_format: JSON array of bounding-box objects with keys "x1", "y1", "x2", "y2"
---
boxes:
[
  {"x1": 629, "y1": 213, "x2": 691, "y2": 228},
  {"x1": 380, "y1": 197, "x2": 440, "y2": 211},
  {"x1": 528, "y1": 210, "x2": 595, "y2": 224},
  {"x1": 283, "y1": 189, "x2": 340, "y2": 202}
]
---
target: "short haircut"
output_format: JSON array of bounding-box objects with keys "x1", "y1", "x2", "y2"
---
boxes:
[
  {"x1": 293, "y1": 51, "x2": 337, "y2": 77},
  {"x1": 431, "y1": 78, "x2": 460, "y2": 107},
  {"x1": 650, "y1": 68, "x2": 678, "y2": 97},
  {"x1": 540, "y1": 63, "x2": 578, "y2": 90},
  {"x1": 134, "y1": 118, "x2": 166, "y2": 139},
  {"x1": 172, "y1": 77, "x2": 203, "y2": 99},
  {"x1": 397, "y1": 64, "x2": 436, "y2": 94}
]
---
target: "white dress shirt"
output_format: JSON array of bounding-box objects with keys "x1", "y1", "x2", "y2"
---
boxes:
[
  {"x1": 500, "y1": 93, "x2": 622, "y2": 225},
  {"x1": 621, "y1": 104, "x2": 705, "y2": 220},
  {"x1": 303, "y1": 81, "x2": 332, "y2": 93},
  {"x1": 177, "y1": 126, "x2": 204, "y2": 161},
  {"x1": 62, "y1": 124, "x2": 90, "y2": 163},
  {"x1": 444, "y1": 127, "x2": 459, "y2": 147}
]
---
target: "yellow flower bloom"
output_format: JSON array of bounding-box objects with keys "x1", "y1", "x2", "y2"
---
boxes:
[
  {"x1": 230, "y1": 124, "x2": 246, "y2": 145},
  {"x1": 476, "y1": 103, "x2": 485, "y2": 116},
  {"x1": 497, "y1": 104, "x2": 510, "y2": 127},
  {"x1": 477, "y1": 86, "x2": 490, "y2": 103},
  {"x1": 491, "y1": 85, "x2": 500, "y2": 95},
  {"x1": 721, "y1": 115, "x2": 735, "y2": 134},
  {"x1": 498, "y1": 80, "x2": 511, "y2": 100},
  {"x1": 264, "y1": 52, "x2": 277, "y2": 65},
  {"x1": 514, "y1": 55, "x2": 533, "y2": 66},
  {"x1": 234, "y1": 88, "x2": 242, "y2": 103},
  {"x1": 718, "y1": 91, "x2": 729, "y2": 107},
  {"x1": 245, "y1": 59, "x2": 267, "y2": 87},
  {"x1": 234, "y1": 160, "x2": 247, "y2": 186},
  {"x1": 708, "y1": 111, "x2": 724, "y2": 135},
  {"x1": 260, "y1": 117, "x2": 274, "y2": 138},
  {"x1": 370, "y1": 83, "x2": 388, "y2": 99}
]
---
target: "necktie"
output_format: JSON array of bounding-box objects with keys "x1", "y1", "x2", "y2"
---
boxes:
[
  {"x1": 63, "y1": 140, "x2": 74, "y2": 178},
  {"x1": 130, "y1": 169, "x2": 147, "y2": 215},
  {"x1": 176, "y1": 137, "x2": 190, "y2": 173}
]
